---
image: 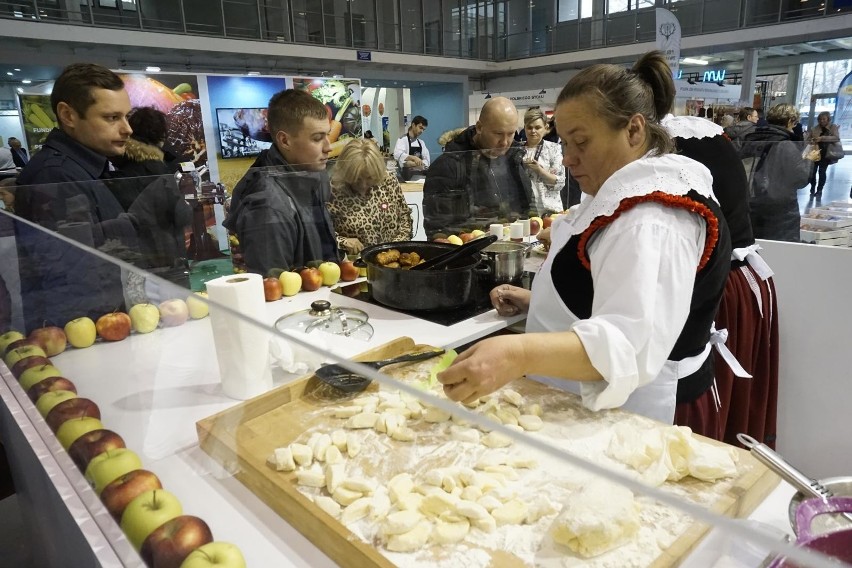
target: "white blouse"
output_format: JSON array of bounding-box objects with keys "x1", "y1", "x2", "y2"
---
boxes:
[{"x1": 524, "y1": 139, "x2": 566, "y2": 214}]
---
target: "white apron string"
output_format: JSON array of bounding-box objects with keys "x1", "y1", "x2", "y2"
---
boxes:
[{"x1": 709, "y1": 325, "x2": 753, "y2": 379}]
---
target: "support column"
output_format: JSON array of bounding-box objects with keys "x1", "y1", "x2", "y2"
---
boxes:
[
  {"x1": 740, "y1": 47, "x2": 759, "y2": 108},
  {"x1": 59, "y1": 0, "x2": 83, "y2": 22}
]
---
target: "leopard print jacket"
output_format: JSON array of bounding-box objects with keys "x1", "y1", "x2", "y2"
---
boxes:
[{"x1": 329, "y1": 172, "x2": 413, "y2": 250}]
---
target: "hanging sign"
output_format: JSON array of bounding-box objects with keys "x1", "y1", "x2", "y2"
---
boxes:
[{"x1": 656, "y1": 8, "x2": 681, "y2": 77}]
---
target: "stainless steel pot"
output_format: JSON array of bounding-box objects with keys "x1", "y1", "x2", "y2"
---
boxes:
[{"x1": 481, "y1": 241, "x2": 530, "y2": 284}]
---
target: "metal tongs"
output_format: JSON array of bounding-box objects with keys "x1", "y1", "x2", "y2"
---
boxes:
[{"x1": 738, "y1": 433, "x2": 852, "y2": 525}]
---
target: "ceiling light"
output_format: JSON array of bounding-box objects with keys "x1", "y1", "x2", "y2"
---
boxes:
[
  {"x1": 22, "y1": 79, "x2": 31, "y2": 84},
  {"x1": 247, "y1": 71, "x2": 261, "y2": 76},
  {"x1": 5, "y1": 72, "x2": 12, "y2": 76},
  {"x1": 145, "y1": 66, "x2": 161, "y2": 73},
  {"x1": 16, "y1": 87, "x2": 23, "y2": 94},
  {"x1": 681, "y1": 57, "x2": 708, "y2": 66},
  {"x1": 13, "y1": 68, "x2": 20, "y2": 71}
]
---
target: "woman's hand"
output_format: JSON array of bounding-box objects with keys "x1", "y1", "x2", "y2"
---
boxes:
[
  {"x1": 437, "y1": 336, "x2": 527, "y2": 403},
  {"x1": 490, "y1": 284, "x2": 531, "y2": 316},
  {"x1": 342, "y1": 238, "x2": 364, "y2": 254}
]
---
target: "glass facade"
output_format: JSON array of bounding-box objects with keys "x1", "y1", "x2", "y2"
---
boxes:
[{"x1": 2, "y1": 0, "x2": 848, "y2": 60}]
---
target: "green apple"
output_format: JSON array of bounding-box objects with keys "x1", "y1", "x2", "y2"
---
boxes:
[
  {"x1": 318, "y1": 261, "x2": 341, "y2": 286},
  {"x1": 447, "y1": 234, "x2": 463, "y2": 245},
  {"x1": 129, "y1": 304, "x2": 160, "y2": 334},
  {"x1": 278, "y1": 271, "x2": 302, "y2": 296},
  {"x1": 85, "y1": 448, "x2": 143, "y2": 494},
  {"x1": 64, "y1": 317, "x2": 97, "y2": 348},
  {"x1": 5, "y1": 345, "x2": 47, "y2": 368},
  {"x1": 19, "y1": 364, "x2": 63, "y2": 391},
  {"x1": 179, "y1": 542, "x2": 247, "y2": 568},
  {"x1": 470, "y1": 229, "x2": 486, "y2": 238},
  {"x1": 0, "y1": 330, "x2": 25, "y2": 354},
  {"x1": 36, "y1": 390, "x2": 78, "y2": 417},
  {"x1": 186, "y1": 293, "x2": 209, "y2": 319},
  {"x1": 56, "y1": 416, "x2": 104, "y2": 449},
  {"x1": 121, "y1": 489, "x2": 182, "y2": 550}
]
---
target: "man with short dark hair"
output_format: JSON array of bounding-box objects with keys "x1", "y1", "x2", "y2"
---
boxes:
[
  {"x1": 393, "y1": 116, "x2": 430, "y2": 177},
  {"x1": 224, "y1": 89, "x2": 339, "y2": 274},
  {"x1": 724, "y1": 106, "x2": 758, "y2": 152},
  {"x1": 7, "y1": 137, "x2": 28, "y2": 167},
  {"x1": 14, "y1": 63, "x2": 135, "y2": 330},
  {"x1": 423, "y1": 97, "x2": 533, "y2": 237}
]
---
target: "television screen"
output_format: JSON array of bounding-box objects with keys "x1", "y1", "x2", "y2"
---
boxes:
[{"x1": 216, "y1": 107, "x2": 273, "y2": 159}]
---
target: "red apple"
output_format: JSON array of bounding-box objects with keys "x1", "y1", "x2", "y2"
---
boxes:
[
  {"x1": 542, "y1": 215, "x2": 554, "y2": 229},
  {"x1": 96, "y1": 312, "x2": 132, "y2": 341},
  {"x1": 4, "y1": 338, "x2": 41, "y2": 358},
  {"x1": 68, "y1": 429, "x2": 126, "y2": 471},
  {"x1": 46, "y1": 397, "x2": 100, "y2": 431},
  {"x1": 433, "y1": 238, "x2": 450, "y2": 243},
  {"x1": 0, "y1": 330, "x2": 25, "y2": 354},
  {"x1": 141, "y1": 515, "x2": 214, "y2": 568},
  {"x1": 10, "y1": 355, "x2": 52, "y2": 379},
  {"x1": 100, "y1": 469, "x2": 162, "y2": 520},
  {"x1": 27, "y1": 376, "x2": 77, "y2": 402},
  {"x1": 262, "y1": 277, "x2": 283, "y2": 302},
  {"x1": 339, "y1": 260, "x2": 359, "y2": 282},
  {"x1": 28, "y1": 326, "x2": 67, "y2": 357},
  {"x1": 529, "y1": 217, "x2": 542, "y2": 236},
  {"x1": 158, "y1": 299, "x2": 190, "y2": 327},
  {"x1": 299, "y1": 267, "x2": 322, "y2": 292},
  {"x1": 459, "y1": 232, "x2": 474, "y2": 243}
]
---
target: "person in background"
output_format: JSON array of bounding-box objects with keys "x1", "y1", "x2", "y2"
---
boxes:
[
  {"x1": 806, "y1": 111, "x2": 841, "y2": 197},
  {"x1": 0, "y1": 147, "x2": 14, "y2": 177},
  {"x1": 7, "y1": 137, "x2": 28, "y2": 168},
  {"x1": 393, "y1": 115, "x2": 430, "y2": 180},
  {"x1": 521, "y1": 107, "x2": 565, "y2": 214},
  {"x1": 723, "y1": 107, "x2": 757, "y2": 153},
  {"x1": 14, "y1": 62, "x2": 136, "y2": 330},
  {"x1": 543, "y1": 117, "x2": 560, "y2": 144},
  {"x1": 438, "y1": 51, "x2": 731, "y2": 424},
  {"x1": 663, "y1": 113, "x2": 779, "y2": 446},
  {"x1": 741, "y1": 103, "x2": 810, "y2": 242},
  {"x1": 719, "y1": 114, "x2": 735, "y2": 128},
  {"x1": 329, "y1": 139, "x2": 412, "y2": 255},
  {"x1": 111, "y1": 106, "x2": 175, "y2": 209},
  {"x1": 224, "y1": 88, "x2": 339, "y2": 274},
  {"x1": 423, "y1": 97, "x2": 533, "y2": 238},
  {"x1": 363, "y1": 130, "x2": 379, "y2": 145}
]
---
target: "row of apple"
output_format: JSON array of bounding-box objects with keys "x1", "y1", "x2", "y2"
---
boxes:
[
  {"x1": 262, "y1": 260, "x2": 360, "y2": 302},
  {"x1": 431, "y1": 214, "x2": 563, "y2": 245},
  {"x1": 0, "y1": 335, "x2": 247, "y2": 568}
]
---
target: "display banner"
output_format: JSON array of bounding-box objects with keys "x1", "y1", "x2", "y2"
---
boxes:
[
  {"x1": 18, "y1": 94, "x2": 58, "y2": 153},
  {"x1": 834, "y1": 70, "x2": 852, "y2": 149},
  {"x1": 656, "y1": 8, "x2": 681, "y2": 77},
  {"x1": 293, "y1": 77, "x2": 362, "y2": 158}
]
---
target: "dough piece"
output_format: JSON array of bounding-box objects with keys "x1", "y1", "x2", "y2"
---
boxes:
[
  {"x1": 450, "y1": 425, "x2": 480, "y2": 444},
  {"x1": 518, "y1": 414, "x2": 544, "y2": 432},
  {"x1": 388, "y1": 473, "x2": 414, "y2": 504},
  {"x1": 370, "y1": 489, "x2": 391, "y2": 521},
  {"x1": 423, "y1": 406, "x2": 452, "y2": 423},
  {"x1": 375, "y1": 412, "x2": 404, "y2": 436},
  {"x1": 503, "y1": 424, "x2": 524, "y2": 433},
  {"x1": 341, "y1": 496, "x2": 372, "y2": 525},
  {"x1": 352, "y1": 395, "x2": 378, "y2": 407},
  {"x1": 508, "y1": 456, "x2": 539, "y2": 469},
  {"x1": 472, "y1": 514, "x2": 497, "y2": 533},
  {"x1": 382, "y1": 510, "x2": 423, "y2": 535},
  {"x1": 332, "y1": 485, "x2": 363, "y2": 507},
  {"x1": 476, "y1": 495, "x2": 502, "y2": 512},
  {"x1": 455, "y1": 500, "x2": 490, "y2": 520},
  {"x1": 386, "y1": 521, "x2": 432, "y2": 553},
  {"x1": 378, "y1": 398, "x2": 406, "y2": 411},
  {"x1": 485, "y1": 487, "x2": 516, "y2": 503},
  {"x1": 483, "y1": 412, "x2": 502, "y2": 429},
  {"x1": 333, "y1": 406, "x2": 362, "y2": 419},
  {"x1": 290, "y1": 443, "x2": 313, "y2": 466},
  {"x1": 345, "y1": 412, "x2": 379, "y2": 429},
  {"x1": 482, "y1": 431, "x2": 513, "y2": 448},
  {"x1": 391, "y1": 426, "x2": 415, "y2": 442},
  {"x1": 325, "y1": 462, "x2": 345, "y2": 493},
  {"x1": 324, "y1": 445, "x2": 343, "y2": 465},
  {"x1": 267, "y1": 447, "x2": 296, "y2": 472},
  {"x1": 314, "y1": 495, "x2": 341, "y2": 518},
  {"x1": 331, "y1": 429, "x2": 348, "y2": 452},
  {"x1": 461, "y1": 486, "x2": 483, "y2": 502},
  {"x1": 343, "y1": 477, "x2": 377, "y2": 494},
  {"x1": 405, "y1": 399, "x2": 423, "y2": 419},
  {"x1": 495, "y1": 409, "x2": 519, "y2": 426},
  {"x1": 310, "y1": 433, "x2": 333, "y2": 462},
  {"x1": 492, "y1": 499, "x2": 529, "y2": 526},
  {"x1": 296, "y1": 464, "x2": 326, "y2": 488},
  {"x1": 462, "y1": 398, "x2": 481, "y2": 408},
  {"x1": 396, "y1": 492, "x2": 424, "y2": 512},
  {"x1": 346, "y1": 434, "x2": 362, "y2": 458},
  {"x1": 525, "y1": 495, "x2": 558, "y2": 523},
  {"x1": 432, "y1": 518, "x2": 470, "y2": 544},
  {"x1": 523, "y1": 402, "x2": 543, "y2": 417},
  {"x1": 420, "y1": 492, "x2": 458, "y2": 517},
  {"x1": 687, "y1": 438, "x2": 738, "y2": 481},
  {"x1": 451, "y1": 413, "x2": 472, "y2": 427},
  {"x1": 500, "y1": 389, "x2": 524, "y2": 407},
  {"x1": 475, "y1": 453, "x2": 506, "y2": 469},
  {"x1": 423, "y1": 469, "x2": 443, "y2": 487},
  {"x1": 551, "y1": 481, "x2": 640, "y2": 558},
  {"x1": 484, "y1": 464, "x2": 519, "y2": 481},
  {"x1": 415, "y1": 485, "x2": 446, "y2": 497}
]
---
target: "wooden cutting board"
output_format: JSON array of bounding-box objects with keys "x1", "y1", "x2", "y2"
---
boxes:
[{"x1": 196, "y1": 337, "x2": 779, "y2": 568}]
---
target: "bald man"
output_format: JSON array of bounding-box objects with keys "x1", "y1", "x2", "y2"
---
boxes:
[{"x1": 423, "y1": 97, "x2": 533, "y2": 238}]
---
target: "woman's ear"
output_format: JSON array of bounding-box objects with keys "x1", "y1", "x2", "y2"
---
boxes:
[{"x1": 627, "y1": 113, "x2": 646, "y2": 146}]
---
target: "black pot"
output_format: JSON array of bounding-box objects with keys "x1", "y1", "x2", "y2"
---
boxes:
[{"x1": 357, "y1": 241, "x2": 485, "y2": 311}]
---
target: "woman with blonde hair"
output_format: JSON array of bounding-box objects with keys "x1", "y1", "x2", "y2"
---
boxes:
[
  {"x1": 522, "y1": 107, "x2": 566, "y2": 214},
  {"x1": 329, "y1": 139, "x2": 413, "y2": 255}
]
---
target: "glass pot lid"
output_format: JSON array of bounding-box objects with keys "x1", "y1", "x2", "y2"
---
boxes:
[{"x1": 274, "y1": 300, "x2": 371, "y2": 338}]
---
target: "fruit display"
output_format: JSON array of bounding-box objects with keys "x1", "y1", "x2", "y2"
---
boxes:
[
  {"x1": 28, "y1": 326, "x2": 67, "y2": 356},
  {"x1": 65, "y1": 317, "x2": 97, "y2": 348},
  {"x1": 159, "y1": 299, "x2": 190, "y2": 328},
  {"x1": 96, "y1": 312, "x2": 132, "y2": 342}
]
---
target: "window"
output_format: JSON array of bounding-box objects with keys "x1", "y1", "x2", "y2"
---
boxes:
[{"x1": 607, "y1": 0, "x2": 654, "y2": 14}]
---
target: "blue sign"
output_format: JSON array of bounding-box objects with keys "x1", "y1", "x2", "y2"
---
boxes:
[{"x1": 357, "y1": 51, "x2": 372, "y2": 61}]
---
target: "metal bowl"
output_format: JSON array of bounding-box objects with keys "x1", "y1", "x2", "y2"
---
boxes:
[{"x1": 788, "y1": 476, "x2": 852, "y2": 534}]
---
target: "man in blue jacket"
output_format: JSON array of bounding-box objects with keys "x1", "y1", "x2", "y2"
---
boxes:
[{"x1": 15, "y1": 63, "x2": 136, "y2": 330}]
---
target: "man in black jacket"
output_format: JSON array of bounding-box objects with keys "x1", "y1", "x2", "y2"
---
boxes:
[
  {"x1": 423, "y1": 97, "x2": 533, "y2": 238},
  {"x1": 224, "y1": 89, "x2": 339, "y2": 275},
  {"x1": 7, "y1": 138, "x2": 28, "y2": 168},
  {"x1": 14, "y1": 63, "x2": 136, "y2": 330}
]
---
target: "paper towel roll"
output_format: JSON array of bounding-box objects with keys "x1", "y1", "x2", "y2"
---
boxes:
[{"x1": 206, "y1": 273, "x2": 273, "y2": 400}]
